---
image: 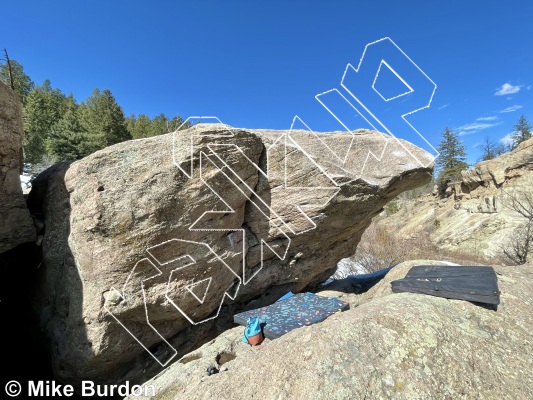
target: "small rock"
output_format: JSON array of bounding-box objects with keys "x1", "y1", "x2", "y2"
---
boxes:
[{"x1": 103, "y1": 290, "x2": 122, "y2": 305}]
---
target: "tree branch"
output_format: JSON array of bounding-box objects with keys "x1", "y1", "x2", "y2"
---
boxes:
[{"x1": 2, "y1": 48, "x2": 14, "y2": 91}]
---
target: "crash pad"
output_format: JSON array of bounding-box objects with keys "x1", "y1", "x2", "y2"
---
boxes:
[
  {"x1": 391, "y1": 265, "x2": 500, "y2": 305},
  {"x1": 234, "y1": 293, "x2": 349, "y2": 339}
]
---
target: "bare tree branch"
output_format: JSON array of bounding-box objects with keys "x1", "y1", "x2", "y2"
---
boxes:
[
  {"x1": 502, "y1": 188, "x2": 533, "y2": 220},
  {"x1": 2, "y1": 48, "x2": 14, "y2": 91},
  {"x1": 501, "y1": 188, "x2": 533, "y2": 264},
  {"x1": 502, "y1": 221, "x2": 533, "y2": 265}
]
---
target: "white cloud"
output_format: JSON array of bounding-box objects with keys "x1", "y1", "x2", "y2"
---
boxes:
[
  {"x1": 500, "y1": 132, "x2": 515, "y2": 147},
  {"x1": 456, "y1": 121, "x2": 502, "y2": 136},
  {"x1": 527, "y1": 85, "x2": 531, "y2": 91},
  {"x1": 495, "y1": 83, "x2": 521, "y2": 96},
  {"x1": 476, "y1": 116, "x2": 498, "y2": 121},
  {"x1": 438, "y1": 104, "x2": 449, "y2": 110},
  {"x1": 499, "y1": 105, "x2": 523, "y2": 113}
]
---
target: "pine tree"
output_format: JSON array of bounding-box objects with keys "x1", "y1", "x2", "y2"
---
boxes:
[
  {"x1": 79, "y1": 88, "x2": 131, "y2": 154},
  {"x1": 126, "y1": 114, "x2": 191, "y2": 139},
  {"x1": 125, "y1": 114, "x2": 136, "y2": 138},
  {"x1": 168, "y1": 115, "x2": 192, "y2": 131},
  {"x1": 133, "y1": 114, "x2": 152, "y2": 139},
  {"x1": 435, "y1": 127, "x2": 468, "y2": 187},
  {"x1": 47, "y1": 95, "x2": 87, "y2": 160},
  {"x1": 23, "y1": 80, "x2": 68, "y2": 163},
  {"x1": 149, "y1": 113, "x2": 169, "y2": 137},
  {"x1": 512, "y1": 115, "x2": 532, "y2": 149},
  {"x1": 0, "y1": 59, "x2": 34, "y2": 104}
]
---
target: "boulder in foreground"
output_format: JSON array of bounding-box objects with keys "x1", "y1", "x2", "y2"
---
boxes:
[{"x1": 137, "y1": 261, "x2": 533, "y2": 400}]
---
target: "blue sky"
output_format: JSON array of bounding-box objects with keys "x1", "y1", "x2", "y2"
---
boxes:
[{"x1": 1, "y1": 1, "x2": 532, "y2": 165}]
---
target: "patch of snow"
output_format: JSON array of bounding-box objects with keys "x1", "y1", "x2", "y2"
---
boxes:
[
  {"x1": 320, "y1": 278, "x2": 334, "y2": 287},
  {"x1": 20, "y1": 175, "x2": 32, "y2": 189},
  {"x1": 332, "y1": 258, "x2": 370, "y2": 280}
]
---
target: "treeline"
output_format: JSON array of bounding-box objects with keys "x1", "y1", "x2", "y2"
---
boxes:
[{"x1": 0, "y1": 59, "x2": 190, "y2": 169}]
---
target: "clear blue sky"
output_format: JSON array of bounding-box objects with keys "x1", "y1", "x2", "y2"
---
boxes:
[{"x1": 1, "y1": 1, "x2": 532, "y2": 164}]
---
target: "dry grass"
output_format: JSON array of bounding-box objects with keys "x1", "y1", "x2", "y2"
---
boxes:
[{"x1": 341, "y1": 217, "x2": 509, "y2": 275}]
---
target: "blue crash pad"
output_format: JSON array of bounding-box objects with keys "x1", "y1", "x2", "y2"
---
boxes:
[{"x1": 234, "y1": 292, "x2": 349, "y2": 339}]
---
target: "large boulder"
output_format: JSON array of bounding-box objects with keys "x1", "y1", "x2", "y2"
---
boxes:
[
  {"x1": 0, "y1": 81, "x2": 35, "y2": 254},
  {"x1": 28, "y1": 124, "x2": 433, "y2": 386},
  {"x1": 138, "y1": 261, "x2": 533, "y2": 400}
]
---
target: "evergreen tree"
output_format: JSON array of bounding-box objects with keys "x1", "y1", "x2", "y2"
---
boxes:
[
  {"x1": 0, "y1": 59, "x2": 34, "y2": 104},
  {"x1": 132, "y1": 114, "x2": 152, "y2": 139},
  {"x1": 435, "y1": 127, "x2": 468, "y2": 187},
  {"x1": 168, "y1": 115, "x2": 192, "y2": 131},
  {"x1": 23, "y1": 80, "x2": 68, "y2": 163},
  {"x1": 79, "y1": 88, "x2": 131, "y2": 154},
  {"x1": 512, "y1": 115, "x2": 532, "y2": 149},
  {"x1": 125, "y1": 114, "x2": 136, "y2": 137},
  {"x1": 47, "y1": 95, "x2": 87, "y2": 160},
  {"x1": 126, "y1": 114, "x2": 191, "y2": 139},
  {"x1": 149, "y1": 113, "x2": 169, "y2": 137}
]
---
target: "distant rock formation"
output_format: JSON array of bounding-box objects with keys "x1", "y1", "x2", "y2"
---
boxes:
[
  {"x1": 460, "y1": 138, "x2": 533, "y2": 191},
  {"x1": 452, "y1": 136, "x2": 533, "y2": 214},
  {"x1": 380, "y1": 137, "x2": 533, "y2": 258},
  {"x1": 129, "y1": 261, "x2": 533, "y2": 400},
  {"x1": 0, "y1": 81, "x2": 35, "y2": 254},
  {"x1": 28, "y1": 124, "x2": 432, "y2": 386}
]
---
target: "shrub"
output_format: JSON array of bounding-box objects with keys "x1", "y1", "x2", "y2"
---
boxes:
[
  {"x1": 502, "y1": 221, "x2": 533, "y2": 265},
  {"x1": 501, "y1": 189, "x2": 533, "y2": 265},
  {"x1": 384, "y1": 200, "x2": 400, "y2": 216}
]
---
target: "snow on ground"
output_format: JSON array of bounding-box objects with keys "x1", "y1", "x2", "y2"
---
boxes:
[
  {"x1": 20, "y1": 175, "x2": 32, "y2": 189},
  {"x1": 331, "y1": 258, "x2": 370, "y2": 280},
  {"x1": 323, "y1": 259, "x2": 461, "y2": 287}
]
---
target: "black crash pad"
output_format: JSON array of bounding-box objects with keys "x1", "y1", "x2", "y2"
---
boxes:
[
  {"x1": 391, "y1": 265, "x2": 500, "y2": 305},
  {"x1": 234, "y1": 293, "x2": 349, "y2": 339}
]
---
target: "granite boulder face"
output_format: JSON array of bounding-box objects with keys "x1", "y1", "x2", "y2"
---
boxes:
[
  {"x1": 0, "y1": 81, "x2": 35, "y2": 254},
  {"x1": 28, "y1": 124, "x2": 433, "y2": 386}
]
